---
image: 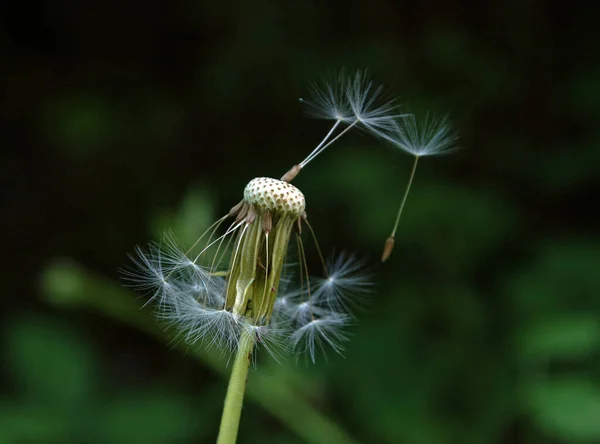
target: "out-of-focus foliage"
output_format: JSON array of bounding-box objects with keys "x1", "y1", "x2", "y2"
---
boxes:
[
  {"x1": 1, "y1": 0, "x2": 599, "y2": 443},
  {"x1": 39, "y1": 253, "x2": 359, "y2": 444},
  {"x1": 1, "y1": 316, "x2": 202, "y2": 443}
]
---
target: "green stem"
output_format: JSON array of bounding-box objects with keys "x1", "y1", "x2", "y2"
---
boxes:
[{"x1": 217, "y1": 333, "x2": 255, "y2": 444}]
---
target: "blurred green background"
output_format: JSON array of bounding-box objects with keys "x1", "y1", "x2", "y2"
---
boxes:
[{"x1": 2, "y1": 1, "x2": 600, "y2": 443}]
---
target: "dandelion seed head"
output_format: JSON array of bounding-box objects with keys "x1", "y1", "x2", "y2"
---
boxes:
[{"x1": 128, "y1": 175, "x2": 311, "y2": 355}]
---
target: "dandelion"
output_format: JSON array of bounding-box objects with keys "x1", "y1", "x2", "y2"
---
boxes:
[
  {"x1": 125, "y1": 177, "x2": 368, "y2": 443},
  {"x1": 124, "y1": 70, "x2": 456, "y2": 443},
  {"x1": 281, "y1": 70, "x2": 403, "y2": 182},
  {"x1": 380, "y1": 113, "x2": 458, "y2": 261},
  {"x1": 123, "y1": 71, "x2": 403, "y2": 444}
]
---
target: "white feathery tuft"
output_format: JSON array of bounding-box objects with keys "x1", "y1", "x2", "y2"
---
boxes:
[
  {"x1": 126, "y1": 235, "x2": 370, "y2": 362},
  {"x1": 297, "y1": 70, "x2": 404, "y2": 169},
  {"x1": 123, "y1": 239, "x2": 188, "y2": 307},
  {"x1": 270, "y1": 251, "x2": 371, "y2": 361},
  {"x1": 290, "y1": 300, "x2": 329, "y2": 326},
  {"x1": 384, "y1": 113, "x2": 457, "y2": 157},
  {"x1": 243, "y1": 323, "x2": 289, "y2": 364},
  {"x1": 312, "y1": 252, "x2": 372, "y2": 313},
  {"x1": 300, "y1": 71, "x2": 353, "y2": 122},
  {"x1": 125, "y1": 233, "x2": 242, "y2": 351},
  {"x1": 290, "y1": 314, "x2": 352, "y2": 363},
  {"x1": 122, "y1": 244, "x2": 170, "y2": 295},
  {"x1": 160, "y1": 299, "x2": 240, "y2": 352},
  {"x1": 344, "y1": 70, "x2": 404, "y2": 140},
  {"x1": 276, "y1": 284, "x2": 328, "y2": 323},
  {"x1": 272, "y1": 295, "x2": 295, "y2": 323},
  {"x1": 125, "y1": 234, "x2": 225, "y2": 306}
]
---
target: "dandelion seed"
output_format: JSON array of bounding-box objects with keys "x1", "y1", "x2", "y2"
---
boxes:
[
  {"x1": 290, "y1": 314, "x2": 352, "y2": 363},
  {"x1": 282, "y1": 70, "x2": 402, "y2": 182},
  {"x1": 312, "y1": 252, "x2": 372, "y2": 313},
  {"x1": 381, "y1": 113, "x2": 457, "y2": 261}
]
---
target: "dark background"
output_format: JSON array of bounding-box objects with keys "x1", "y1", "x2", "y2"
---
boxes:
[{"x1": 2, "y1": 1, "x2": 600, "y2": 443}]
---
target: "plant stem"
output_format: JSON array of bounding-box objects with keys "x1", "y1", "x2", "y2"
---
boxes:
[{"x1": 217, "y1": 332, "x2": 255, "y2": 444}]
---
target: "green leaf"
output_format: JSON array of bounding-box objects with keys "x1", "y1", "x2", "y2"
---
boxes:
[
  {"x1": 527, "y1": 378, "x2": 600, "y2": 442},
  {"x1": 397, "y1": 181, "x2": 520, "y2": 273},
  {"x1": 518, "y1": 315, "x2": 600, "y2": 362},
  {"x1": 507, "y1": 242, "x2": 600, "y2": 317},
  {"x1": 0, "y1": 401, "x2": 71, "y2": 442},
  {"x1": 5, "y1": 316, "x2": 96, "y2": 406},
  {"x1": 151, "y1": 185, "x2": 216, "y2": 246},
  {"x1": 93, "y1": 392, "x2": 195, "y2": 444}
]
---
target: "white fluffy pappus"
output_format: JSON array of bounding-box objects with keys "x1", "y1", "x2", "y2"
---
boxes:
[
  {"x1": 271, "y1": 253, "x2": 368, "y2": 362},
  {"x1": 301, "y1": 71, "x2": 353, "y2": 122},
  {"x1": 344, "y1": 70, "x2": 405, "y2": 140},
  {"x1": 122, "y1": 233, "x2": 225, "y2": 308},
  {"x1": 384, "y1": 113, "x2": 457, "y2": 157},
  {"x1": 125, "y1": 231, "x2": 370, "y2": 363},
  {"x1": 289, "y1": 314, "x2": 353, "y2": 363},
  {"x1": 311, "y1": 252, "x2": 373, "y2": 313},
  {"x1": 243, "y1": 323, "x2": 289, "y2": 365},
  {"x1": 296, "y1": 70, "x2": 403, "y2": 170},
  {"x1": 123, "y1": 233, "x2": 240, "y2": 352}
]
